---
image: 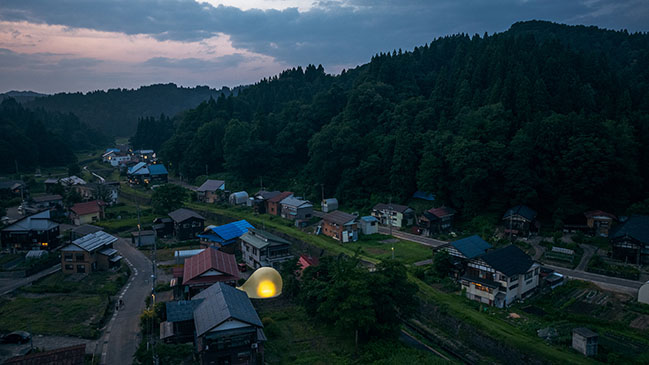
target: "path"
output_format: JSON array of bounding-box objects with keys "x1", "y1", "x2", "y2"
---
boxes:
[
  {"x1": 99, "y1": 238, "x2": 153, "y2": 365},
  {"x1": 377, "y1": 226, "x2": 447, "y2": 247},
  {"x1": 0, "y1": 264, "x2": 61, "y2": 296},
  {"x1": 529, "y1": 240, "x2": 545, "y2": 261},
  {"x1": 544, "y1": 264, "x2": 642, "y2": 295},
  {"x1": 576, "y1": 244, "x2": 596, "y2": 271}
]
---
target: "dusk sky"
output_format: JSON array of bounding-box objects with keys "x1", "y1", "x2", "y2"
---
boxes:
[{"x1": 1, "y1": 0, "x2": 648, "y2": 94}]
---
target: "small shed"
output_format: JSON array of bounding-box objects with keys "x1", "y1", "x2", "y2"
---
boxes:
[
  {"x1": 229, "y1": 191, "x2": 249, "y2": 205},
  {"x1": 572, "y1": 327, "x2": 598, "y2": 356},
  {"x1": 639, "y1": 281, "x2": 649, "y2": 305},
  {"x1": 131, "y1": 230, "x2": 156, "y2": 247},
  {"x1": 360, "y1": 216, "x2": 379, "y2": 235},
  {"x1": 321, "y1": 198, "x2": 338, "y2": 213}
]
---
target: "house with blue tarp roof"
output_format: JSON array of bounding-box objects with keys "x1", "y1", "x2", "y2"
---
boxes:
[
  {"x1": 198, "y1": 220, "x2": 254, "y2": 254},
  {"x1": 148, "y1": 163, "x2": 168, "y2": 183}
]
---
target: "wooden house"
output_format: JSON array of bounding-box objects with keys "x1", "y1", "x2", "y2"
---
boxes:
[
  {"x1": 610, "y1": 215, "x2": 649, "y2": 265},
  {"x1": 417, "y1": 206, "x2": 456, "y2": 236},
  {"x1": 280, "y1": 197, "x2": 313, "y2": 221},
  {"x1": 70, "y1": 200, "x2": 105, "y2": 225},
  {"x1": 503, "y1": 205, "x2": 538, "y2": 236},
  {"x1": 266, "y1": 191, "x2": 293, "y2": 216},
  {"x1": 321, "y1": 211, "x2": 358, "y2": 243},
  {"x1": 1, "y1": 210, "x2": 60, "y2": 251},
  {"x1": 174, "y1": 247, "x2": 239, "y2": 299},
  {"x1": 372, "y1": 203, "x2": 414, "y2": 228},
  {"x1": 196, "y1": 180, "x2": 226, "y2": 203},
  {"x1": 60, "y1": 231, "x2": 121, "y2": 274},
  {"x1": 168, "y1": 208, "x2": 205, "y2": 241}
]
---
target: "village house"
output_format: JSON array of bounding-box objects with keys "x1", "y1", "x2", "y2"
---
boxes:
[
  {"x1": 503, "y1": 205, "x2": 538, "y2": 236},
  {"x1": 417, "y1": 206, "x2": 456, "y2": 236},
  {"x1": 153, "y1": 217, "x2": 174, "y2": 238},
  {"x1": 280, "y1": 196, "x2": 313, "y2": 221},
  {"x1": 198, "y1": 220, "x2": 254, "y2": 254},
  {"x1": 44, "y1": 178, "x2": 60, "y2": 193},
  {"x1": 70, "y1": 200, "x2": 105, "y2": 225},
  {"x1": 103, "y1": 149, "x2": 131, "y2": 166},
  {"x1": 168, "y1": 208, "x2": 206, "y2": 241},
  {"x1": 460, "y1": 245, "x2": 540, "y2": 308},
  {"x1": 102, "y1": 148, "x2": 119, "y2": 162},
  {"x1": 148, "y1": 163, "x2": 169, "y2": 184},
  {"x1": 372, "y1": 203, "x2": 414, "y2": 228},
  {"x1": 321, "y1": 198, "x2": 338, "y2": 213},
  {"x1": 321, "y1": 210, "x2": 358, "y2": 243},
  {"x1": 297, "y1": 254, "x2": 319, "y2": 275},
  {"x1": 161, "y1": 282, "x2": 266, "y2": 364},
  {"x1": 0, "y1": 180, "x2": 26, "y2": 198},
  {"x1": 30, "y1": 194, "x2": 63, "y2": 210},
  {"x1": 444, "y1": 235, "x2": 492, "y2": 261},
  {"x1": 196, "y1": 179, "x2": 226, "y2": 203},
  {"x1": 131, "y1": 230, "x2": 156, "y2": 247},
  {"x1": 584, "y1": 211, "x2": 617, "y2": 237},
  {"x1": 251, "y1": 190, "x2": 281, "y2": 214},
  {"x1": 359, "y1": 216, "x2": 379, "y2": 235},
  {"x1": 610, "y1": 215, "x2": 649, "y2": 265},
  {"x1": 127, "y1": 162, "x2": 149, "y2": 185},
  {"x1": 240, "y1": 228, "x2": 293, "y2": 269},
  {"x1": 266, "y1": 191, "x2": 293, "y2": 216},
  {"x1": 133, "y1": 149, "x2": 156, "y2": 162},
  {"x1": 70, "y1": 224, "x2": 103, "y2": 241},
  {"x1": 173, "y1": 247, "x2": 239, "y2": 299},
  {"x1": 1, "y1": 210, "x2": 60, "y2": 251},
  {"x1": 60, "y1": 231, "x2": 122, "y2": 274}
]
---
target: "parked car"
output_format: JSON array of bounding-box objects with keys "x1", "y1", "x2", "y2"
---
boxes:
[{"x1": 1, "y1": 331, "x2": 31, "y2": 344}]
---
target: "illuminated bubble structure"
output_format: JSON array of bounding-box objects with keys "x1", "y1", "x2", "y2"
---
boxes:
[{"x1": 237, "y1": 267, "x2": 283, "y2": 299}]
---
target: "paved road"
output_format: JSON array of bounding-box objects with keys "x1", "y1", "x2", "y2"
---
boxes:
[
  {"x1": 576, "y1": 244, "x2": 596, "y2": 271},
  {"x1": 545, "y1": 264, "x2": 642, "y2": 295},
  {"x1": 377, "y1": 226, "x2": 447, "y2": 247},
  {"x1": 100, "y1": 238, "x2": 152, "y2": 365},
  {"x1": 0, "y1": 264, "x2": 61, "y2": 296}
]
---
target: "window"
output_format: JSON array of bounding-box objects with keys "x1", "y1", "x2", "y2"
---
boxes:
[
  {"x1": 76, "y1": 265, "x2": 86, "y2": 273},
  {"x1": 76, "y1": 254, "x2": 85, "y2": 262},
  {"x1": 524, "y1": 271, "x2": 533, "y2": 280},
  {"x1": 65, "y1": 264, "x2": 73, "y2": 271},
  {"x1": 510, "y1": 275, "x2": 518, "y2": 282},
  {"x1": 64, "y1": 254, "x2": 73, "y2": 262},
  {"x1": 534, "y1": 268, "x2": 539, "y2": 275}
]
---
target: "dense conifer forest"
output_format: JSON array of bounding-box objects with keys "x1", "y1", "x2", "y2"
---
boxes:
[
  {"x1": 0, "y1": 98, "x2": 110, "y2": 172},
  {"x1": 153, "y1": 21, "x2": 649, "y2": 222}
]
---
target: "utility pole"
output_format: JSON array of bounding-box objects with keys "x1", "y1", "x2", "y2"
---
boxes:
[{"x1": 389, "y1": 197, "x2": 394, "y2": 259}]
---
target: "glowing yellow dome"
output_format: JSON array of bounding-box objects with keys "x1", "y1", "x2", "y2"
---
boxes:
[{"x1": 237, "y1": 267, "x2": 283, "y2": 299}]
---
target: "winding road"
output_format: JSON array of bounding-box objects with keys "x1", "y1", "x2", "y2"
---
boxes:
[{"x1": 99, "y1": 238, "x2": 153, "y2": 365}]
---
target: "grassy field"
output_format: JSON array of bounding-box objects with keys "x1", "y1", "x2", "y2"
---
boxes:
[
  {"x1": 22, "y1": 268, "x2": 128, "y2": 296},
  {"x1": 0, "y1": 295, "x2": 108, "y2": 338},
  {"x1": 346, "y1": 234, "x2": 431, "y2": 264},
  {"x1": 258, "y1": 302, "x2": 447, "y2": 365}
]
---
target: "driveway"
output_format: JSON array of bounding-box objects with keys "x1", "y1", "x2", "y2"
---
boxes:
[
  {"x1": 98, "y1": 238, "x2": 153, "y2": 365},
  {"x1": 576, "y1": 244, "x2": 596, "y2": 271},
  {"x1": 377, "y1": 226, "x2": 447, "y2": 248}
]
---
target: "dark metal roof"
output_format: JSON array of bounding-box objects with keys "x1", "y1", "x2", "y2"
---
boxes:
[
  {"x1": 31, "y1": 194, "x2": 63, "y2": 203},
  {"x1": 573, "y1": 327, "x2": 598, "y2": 338},
  {"x1": 450, "y1": 235, "x2": 492, "y2": 259},
  {"x1": 168, "y1": 208, "x2": 205, "y2": 223},
  {"x1": 193, "y1": 282, "x2": 263, "y2": 337},
  {"x1": 166, "y1": 299, "x2": 204, "y2": 322},
  {"x1": 428, "y1": 206, "x2": 456, "y2": 218},
  {"x1": 610, "y1": 215, "x2": 649, "y2": 244},
  {"x1": 323, "y1": 210, "x2": 356, "y2": 226},
  {"x1": 503, "y1": 205, "x2": 537, "y2": 221},
  {"x1": 197, "y1": 179, "x2": 225, "y2": 192},
  {"x1": 268, "y1": 191, "x2": 293, "y2": 203},
  {"x1": 72, "y1": 224, "x2": 103, "y2": 236},
  {"x1": 182, "y1": 247, "x2": 239, "y2": 285},
  {"x1": 373, "y1": 203, "x2": 412, "y2": 214},
  {"x1": 255, "y1": 190, "x2": 281, "y2": 200},
  {"x1": 480, "y1": 245, "x2": 534, "y2": 277}
]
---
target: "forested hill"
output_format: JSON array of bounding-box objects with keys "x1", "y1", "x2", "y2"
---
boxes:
[
  {"x1": 154, "y1": 20, "x2": 649, "y2": 223},
  {"x1": 24, "y1": 83, "x2": 239, "y2": 136},
  {"x1": 0, "y1": 98, "x2": 110, "y2": 173}
]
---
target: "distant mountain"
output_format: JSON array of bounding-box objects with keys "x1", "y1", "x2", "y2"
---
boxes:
[
  {"x1": 0, "y1": 91, "x2": 48, "y2": 104},
  {"x1": 24, "y1": 83, "x2": 241, "y2": 137}
]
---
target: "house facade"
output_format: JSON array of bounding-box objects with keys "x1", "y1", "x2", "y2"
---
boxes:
[
  {"x1": 359, "y1": 216, "x2": 379, "y2": 235},
  {"x1": 372, "y1": 203, "x2": 414, "y2": 228},
  {"x1": 60, "y1": 231, "x2": 121, "y2": 274},
  {"x1": 584, "y1": 210, "x2": 616, "y2": 237},
  {"x1": 280, "y1": 197, "x2": 313, "y2": 221},
  {"x1": 174, "y1": 247, "x2": 239, "y2": 299},
  {"x1": 148, "y1": 164, "x2": 168, "y2": 184},
  {"x1": 418, "y1": 206, "x2": 456, "y2": 236},
  {"x1": 610, "y1": 215, "x2": 649, "y2": 265},
  {"x1": 266, "y1": 191, "x2": 293, "y2": 216},
  {"x1": 168, "y1": 208, "x2": 206, "y2": 241},
  {"x1": 252, "y1": 191, "x2": 281, "y2": 214},
  {"x1": 503, "y1": 205, "x2": 538, "y2": 236},
  {"x1": 460, "y1": 245, "x2": 539, "y2": 308},
  {"x1": 1, "y1": 210, "x2": 60, "y2": 251},
  {"x1": 240, "y1": 229, "x2": 293, "y2": 269},
  {"x1": 196, "y1": 180, "x2": 226, "y2": 203},
  {"x1": 321, "y1": 211, "x2": 358, "y2": 243},
  {"x1": 70, "y1": 200, "x2": 105, "y2": 225}
]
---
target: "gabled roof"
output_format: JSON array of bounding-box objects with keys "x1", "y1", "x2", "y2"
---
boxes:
[
  {"x1": 2, "y1": 210, "x2": 58, "y2": 232},
  {"x1": 240, "y1": 228, "x2": 290, "y2": 250},
  {"x1": 322, "y1": 198, "x2": 338, "y2": 205},
  {"x1": 197, "y1": 179, "x2": 226, "y2": 192},
  {"x1": 71, "y1": 200, "x2": 103, "y2": 216},
  {"x1": 166, "y1": 300, "x2": 204, "y2": 322},
  {"x1": 584, "y1": 210, "x2": 617, "y2": 220},
  {"x1": 127, "y1": 162, "x2": 148, "y2": 175},
  {"x1": 72, "y1": 224, "x2": 103, "y2": 236},
  {"x1": 428, "y1": 206, "x2": 456, "y2": 218},
  {"x1": 193, "y1": 282, "x2": 263, "y2": 337},
  {"x1": 268, "y1": 191, "x2": 293, "y2": 203},
  {"x1": 182, "y1": 247, "x2": 239, "y2": 285},
  {"x1": 201, "y1": 220, "x2": 254, "y2": 242},
  {"x1": 373, "y1": 203, "x2": 412, "y2": 214},
  {"x1": 168, "y1": 208, "x2": 205, "y2": 223},
  {"x1": 148, "y1": 164, "x2": 168, "y2": 175},
  {"x1": 480, "y1": 245, "x2": 534, "y2": 277},
  {"x1": 323, "y1": 210, "x2": 356, "y2": 226},
  {"x1": 610, "y1": 215, "x2": 649, "y2": 244},
  {"x1": 450, "y1": 235, "x2": 492, "y2": 259},
  {"x1": 59, "y1": 176, "x2": 86, "y2": 186},
  {"x1": 412, "y1": 191, "x2": 436, "y2": 201},
  {"x1": 32, "y1": 194, "x2": 63, "y2": 203},
  {"x1": 280, "y1": 196, "x2": 312, "y2": 208},
  {"x1": 254, "y1": 190, "x2": 281, "y2": 200},
  {"x1": 68, "y1": 231, "x2": 118, "y2": 252},
  {"x1": 503, "y1": 205, "x2": 537, "y2": 221}
]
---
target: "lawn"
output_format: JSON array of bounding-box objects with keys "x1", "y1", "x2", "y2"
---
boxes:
[
  {"x1": 258, "y1": 302, "x2": 446, "y2": 364},
  {"x1": 0, "y1": 295, "x2": 108, "y2": 338},
  {"x1": 346, "y1": 234, "x2": 431, "y2": 264},
  {"x1": 21, "y1": 267, "x2": 128, "y2": 296}
]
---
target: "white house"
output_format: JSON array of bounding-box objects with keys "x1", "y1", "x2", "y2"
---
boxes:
[
  {"x1": 460, "y1": 245, "x2": 540, "y2": 308},
  {"x1": 240, "y1": 229, "x2": 293, "y2": 269}
]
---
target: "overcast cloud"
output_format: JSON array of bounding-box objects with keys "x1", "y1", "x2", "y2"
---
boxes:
[{"x1": 0, "y1": 0, "x2": 647, "y2": 93}]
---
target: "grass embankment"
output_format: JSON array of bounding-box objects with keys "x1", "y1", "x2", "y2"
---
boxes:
[{"x1": 0, "y1": 266, "x2": 129, "y2": 338}]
